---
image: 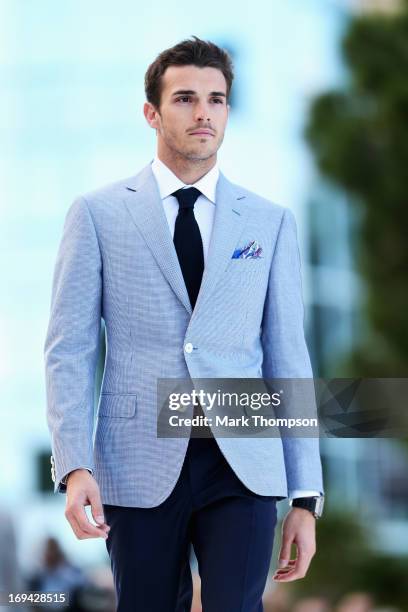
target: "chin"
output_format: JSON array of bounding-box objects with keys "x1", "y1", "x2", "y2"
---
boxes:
[
  {"x1": 188, "y1": 154, "x2": 215, "y2": 162},
  {"x1": 186, "y1": 146, "x2": 217, "y2": 160}
]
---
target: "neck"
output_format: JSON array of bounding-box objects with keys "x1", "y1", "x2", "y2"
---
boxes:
[{"x1": 156, "y1": 148, "x2": 217, "y2": 185}]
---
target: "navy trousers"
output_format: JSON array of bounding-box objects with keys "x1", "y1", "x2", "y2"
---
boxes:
[{"x1": 103, "y1": 436, "x2": 278, "y2": 612}]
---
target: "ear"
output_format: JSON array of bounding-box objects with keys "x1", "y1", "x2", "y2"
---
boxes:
[{"x1": 144, "y1": 101, "x2": 160, "y2": 129}]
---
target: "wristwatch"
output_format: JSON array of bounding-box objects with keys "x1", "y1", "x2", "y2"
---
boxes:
[{"x1": 290, "y1": 495, "x2": 325, "y2": 519}]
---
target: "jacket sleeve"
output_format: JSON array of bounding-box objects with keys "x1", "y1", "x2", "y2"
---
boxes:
[
  {"x1": 44, "y1": 196, "x2": 102, "y2": 493},
  {"x1": 261, "y1": 207, "x2": 324, "y2": 495}
]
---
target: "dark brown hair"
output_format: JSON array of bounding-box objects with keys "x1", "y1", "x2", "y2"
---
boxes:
[{"x1": 144, "y1": 36, "x2": 234, "y2": 110}]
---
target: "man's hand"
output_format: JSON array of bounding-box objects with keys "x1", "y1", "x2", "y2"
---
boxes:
[
  {"x1": 64, "y1": 469, "x2": 111, "y2": 540},
  {"x1": 272, "y1": 507, "x2": 316, "y2": 582}
]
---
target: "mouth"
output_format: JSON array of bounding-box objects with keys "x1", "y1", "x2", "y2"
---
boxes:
[{"x1": 189, "y1": 130, "x2": 214, "y2": 137}]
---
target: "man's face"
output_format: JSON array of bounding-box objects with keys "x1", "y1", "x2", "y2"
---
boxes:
[{"x1": 145, "y1": 64, "x2": 229, "y2": 161}]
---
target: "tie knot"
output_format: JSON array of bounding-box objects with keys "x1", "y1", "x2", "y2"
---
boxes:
[{"x1": 171, "y1": 187, "x2": 202, "y2": 210}]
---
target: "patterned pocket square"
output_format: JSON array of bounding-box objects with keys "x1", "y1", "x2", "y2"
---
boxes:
[{"x1": 232, "y1": 240, "x2": 263, "y2": 259}]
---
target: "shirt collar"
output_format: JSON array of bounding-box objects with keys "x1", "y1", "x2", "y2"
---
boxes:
[{"x1": 151, "y1": 155, "x2": 219, "y2": 204}]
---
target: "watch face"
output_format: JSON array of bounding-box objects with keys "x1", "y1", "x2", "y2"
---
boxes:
[{"x1": 315, "y1": 496, "x2": 325, "y2": 517}]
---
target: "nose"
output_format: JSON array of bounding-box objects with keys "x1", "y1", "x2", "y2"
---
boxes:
[{"x1": 193, "y1": 102, "x2": 211, "y2": 123}]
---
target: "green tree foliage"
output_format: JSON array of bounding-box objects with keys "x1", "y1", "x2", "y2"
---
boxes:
[
  {"x1": 304, "y1": 4, "x2": 408, "y2": 376},
  {"x1": 303, "y1": 13, "x2": 408, "y2": 608}
]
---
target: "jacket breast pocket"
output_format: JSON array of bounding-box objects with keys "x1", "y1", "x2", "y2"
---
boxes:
[{"x1": 98, "y1": 392, "x2": 137, "y2": 418}]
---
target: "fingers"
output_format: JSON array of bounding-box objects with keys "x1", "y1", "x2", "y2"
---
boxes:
[
  {"x1": 89, "y1": 490, "x2": 108, "y2": 528},
  {"x1": 65, "y1": 503, "x2": 110, "y2": 540},
  {"x1": 273, "y1": 544, "x2": 315, "y2": 582},
  {"x1": 277, "y1": 534, "x2": 293, "y2": 569}
]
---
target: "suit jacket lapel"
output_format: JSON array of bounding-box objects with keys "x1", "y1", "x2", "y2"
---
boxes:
[
  {"x1": 123, "y1": 163, "x2": 252, "y2": 318},
  {"x1": 123, "y1": 163, "x2": 193, "y2": 315},
  {"x1": 191, "y1": 171, "x2": 251, "y2": 316}
]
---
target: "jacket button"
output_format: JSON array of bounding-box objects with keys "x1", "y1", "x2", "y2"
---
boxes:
[{"x1": 184, "y1": 342, "x2": 193, "y2": 353}]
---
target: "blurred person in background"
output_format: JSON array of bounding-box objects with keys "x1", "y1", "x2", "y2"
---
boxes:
[
  {"x1": 44, "y1": 35, "x2": 325, "y2": 611},
  {"x1": 26, "y1": 537, "x2": 87, "y2": 611}
]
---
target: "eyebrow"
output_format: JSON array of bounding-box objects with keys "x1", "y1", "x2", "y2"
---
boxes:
[{"x1": 171, "y1": 89, "x2": 227, "y2": 98}]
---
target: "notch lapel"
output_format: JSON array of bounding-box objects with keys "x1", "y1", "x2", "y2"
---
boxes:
[
  {"x1": 123, "y1": 163, "x2": 193, "y2": 315},
  {"x1": 190, "y1": 171, "x2": 251, "y2": 318}
]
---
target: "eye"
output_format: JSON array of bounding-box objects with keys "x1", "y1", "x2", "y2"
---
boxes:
[
  {"x1": 177, "y1": 96, "x2": 192, "y2": 103},
  {"x1": 212, "y1": 98, "x2": 224, "y2": 104}
]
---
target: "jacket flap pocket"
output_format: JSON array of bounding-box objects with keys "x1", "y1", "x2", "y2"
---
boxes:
[{"x1": 98, "y1": 393, "x2": 137, "y2": 418}]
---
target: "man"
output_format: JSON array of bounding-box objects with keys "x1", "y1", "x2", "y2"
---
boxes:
[{"x1": 44, "y1": 36, "x2": 325, "y2": 611}]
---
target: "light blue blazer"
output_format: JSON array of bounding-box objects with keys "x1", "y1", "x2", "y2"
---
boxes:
[{"x1": 44, "y1": 161, "x2": 324, "y2": 507}]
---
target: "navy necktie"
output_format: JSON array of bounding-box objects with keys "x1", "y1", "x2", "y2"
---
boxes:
[
  {"x1": 172, "y1": 186, "x2": 213, "y2": 438},
  {"x1": 171, "y1": 187, "x2": 204, "y2": 310}
]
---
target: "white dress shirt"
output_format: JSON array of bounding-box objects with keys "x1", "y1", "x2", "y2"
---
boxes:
[
  {"x1": 151, "y1": 155, "x2": 217, "y2": 264},
  {"x1": 150, "y1": 156, "x2": 321, "y2": 502}
]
